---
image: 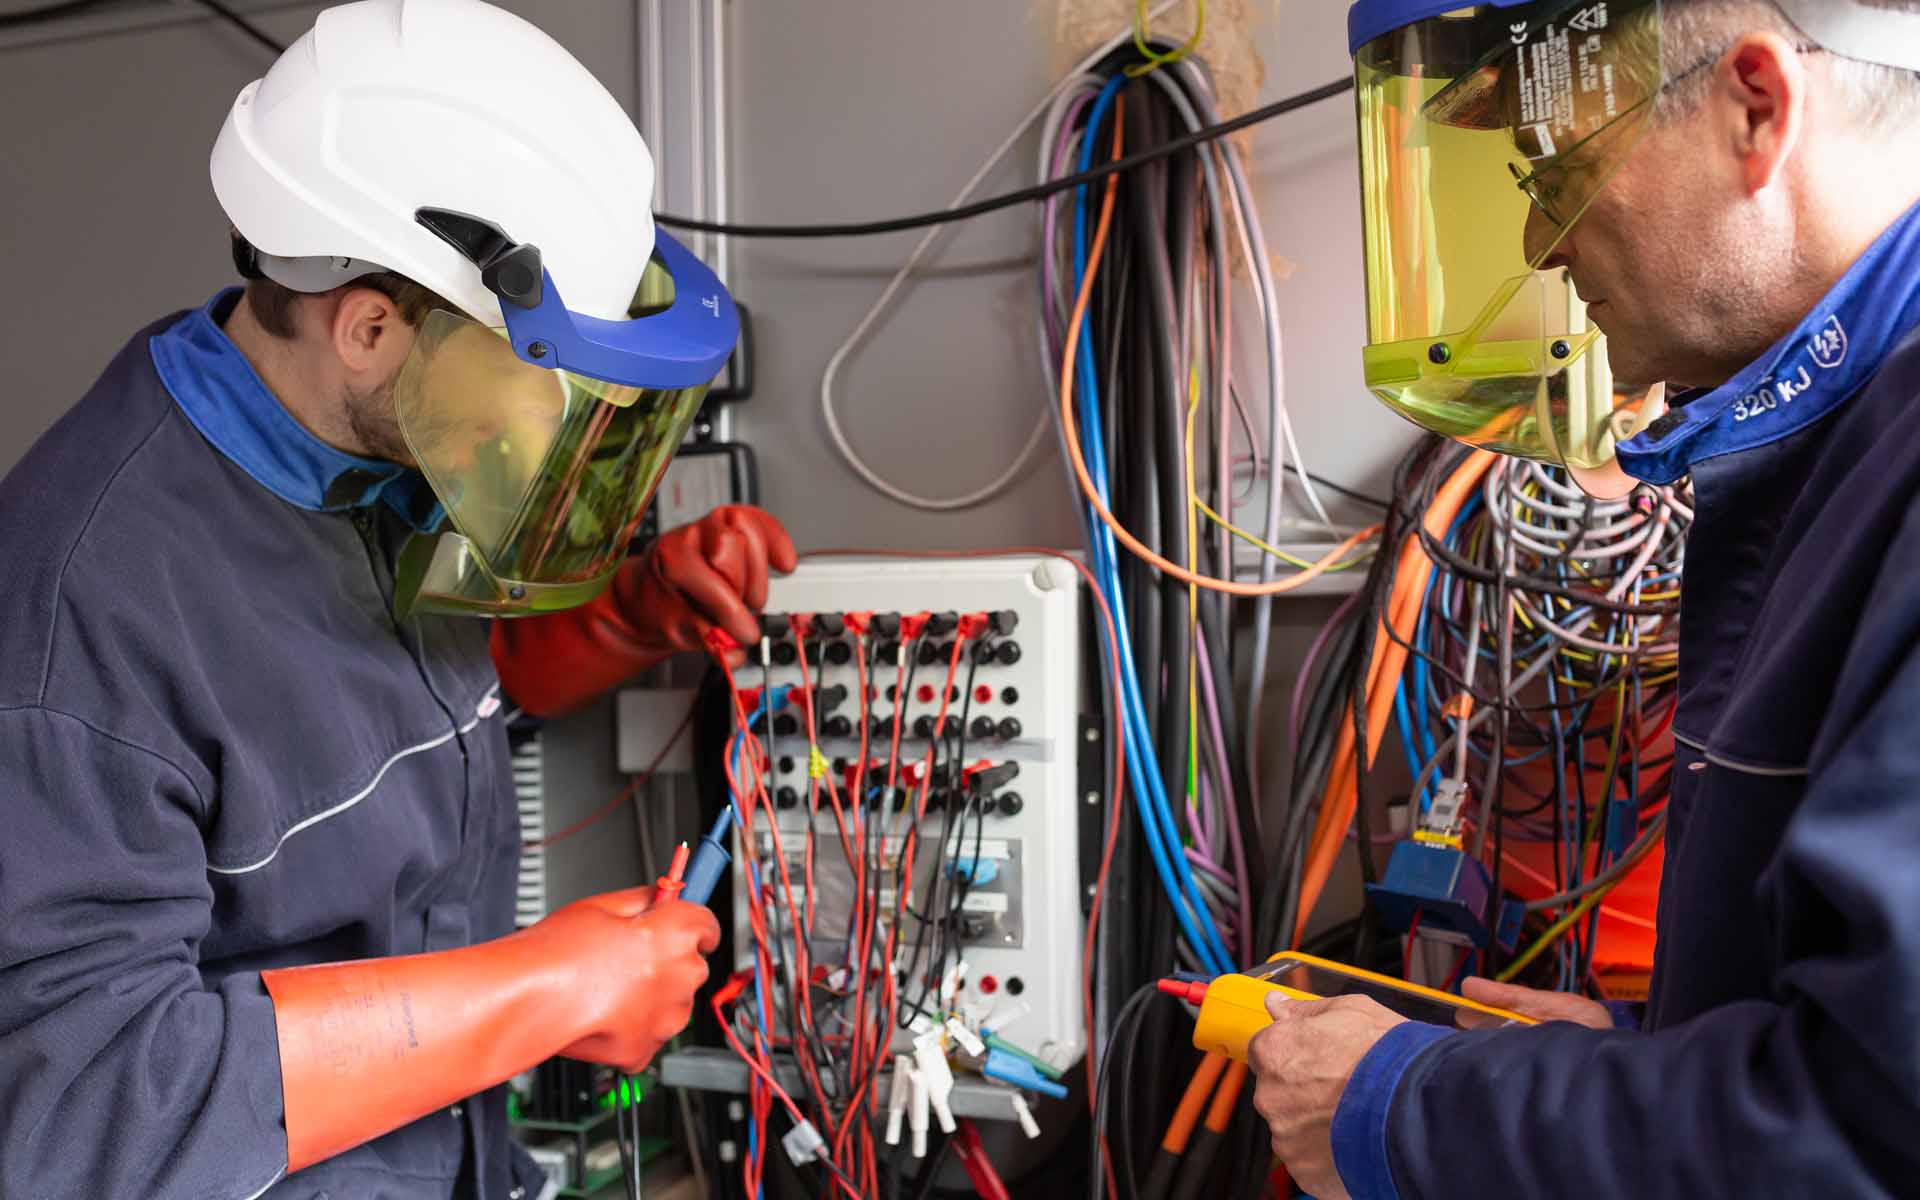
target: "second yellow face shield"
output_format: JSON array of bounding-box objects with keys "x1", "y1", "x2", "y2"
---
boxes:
[{"x1": 1354, "y1": 0, "x2": 1670, "y2": 480}]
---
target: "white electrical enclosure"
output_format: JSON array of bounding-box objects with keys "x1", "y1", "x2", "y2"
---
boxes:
[{"x1": 733, "y1": 555, "x2": 1087, "y2": 1067}]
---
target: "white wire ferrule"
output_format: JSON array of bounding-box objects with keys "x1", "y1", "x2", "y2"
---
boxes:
[
  {"x1": 885, "y1": 1054, "x2": 914, "y2": 1146},
  {"x1": 909, "y1": 1066, "x2": 931, "y2": 1158},
  {"x1": 913, "y1": 1033, "x2": 959, "y2": 1134},
  {"x1": 1010, "y1": 1093, "x2": 1041, "y2": 1140}
]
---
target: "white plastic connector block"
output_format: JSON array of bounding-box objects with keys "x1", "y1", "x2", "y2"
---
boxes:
[
  {"x1": 913, "y1": 1033, "x2": 958, "y2": 1134},
  {"x1": 885, "y1": 1054, "x2": 914, "y2": 1146},
  {"x1": 1425, "y1": 779, "x2": 1471, "y2": 838},
  {"x1": 945, "y1": 1016, "x2": 986, "y2": 1058},
  {"x1": 908, "y1": 1067, "x2": 931, "y2": 1158},
  {"x1": 781, "y1": 1118, "x2": 827, "y2": 1166},
  {"x1": 1010, "y1": 1094, "x2": 1041, "y2": 1140}
]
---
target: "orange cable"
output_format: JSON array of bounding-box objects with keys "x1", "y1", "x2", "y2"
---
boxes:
[
  {"x1": 1162, "y1": 1051, "x2": 1229, "y2": 1152},
  {"x1": 1203, "y1": 1061, "x2": 1249, "y2": 1133},
  {"x1": 1292, "y1": 452, "x2": 1495, "y2": 943}
]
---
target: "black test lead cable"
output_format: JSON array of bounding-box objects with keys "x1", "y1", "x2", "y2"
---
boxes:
[{"x1": 654, "y1": 79, "x2": 1353, "y2": 239}]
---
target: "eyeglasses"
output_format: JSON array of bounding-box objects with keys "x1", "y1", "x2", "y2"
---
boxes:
[{"x1": 1506, "y1": 98, "x2": 1648, "y2": 227}]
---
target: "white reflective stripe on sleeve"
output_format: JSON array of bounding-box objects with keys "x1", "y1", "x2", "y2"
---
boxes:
[{"x1": 207, "y1": 685, "x2": 503, "y2": 876}]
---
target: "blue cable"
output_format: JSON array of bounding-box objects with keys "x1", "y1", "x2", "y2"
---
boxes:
[
  {"x1": 1066, "y1": 75, "x2": 1233, "y2": 974},
  {"x1": 1070, "y1": 78, "x2": 1232, "y2": 971},
  {"x1": 1392, "y1": 678, "x2": 1422, "y2": 810}
]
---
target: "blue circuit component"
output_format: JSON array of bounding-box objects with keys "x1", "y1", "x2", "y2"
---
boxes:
[
  {"x1": 948, "y1": 857, "x2": 1001, "y2": 887},
  {"x1": 1366, "y1": 841, "x2": 1495, "y2": 947}
]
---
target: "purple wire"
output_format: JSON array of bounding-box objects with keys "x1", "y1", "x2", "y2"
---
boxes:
[
  {"x1": 1184, "y1": 846, "x2": 1237, "y2": 889},
  {"x1": 1194, "y1": 625, "x2": 1253, "y2": 961},
  {"x1": 1290, "y1": 590, "x2": 1364, "y2": 756},
  {"x1": 1188, "y1": 772, "x2": 1215, "y2": 849},
  {"x1": 1039, "y1": 90, "x2": 1096, "y2": 358}
]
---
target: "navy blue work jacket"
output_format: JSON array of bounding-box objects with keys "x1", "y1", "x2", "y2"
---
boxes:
[
  {"x1": 0, "y1": 292, "x2": 549, "y2": 1199},
  {"x1": 1328, "y1": 202, "x2": 1920, "y2": 1197}
]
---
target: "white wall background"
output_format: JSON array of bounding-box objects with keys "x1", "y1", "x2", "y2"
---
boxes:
[{"x1": 725, "y1": 0, "x2": 1418, "y2": 549}]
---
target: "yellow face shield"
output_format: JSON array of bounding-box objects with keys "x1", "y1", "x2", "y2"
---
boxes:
[
  {"x1": 384, "y1": 220, "x2": 734, "y2": 620},
  {"x1": 1354, "y1": 0, "x2": 1670, "y2": 486},
  {"x1": 391, "y1": 308, "x2": 707, "y2": 618}
]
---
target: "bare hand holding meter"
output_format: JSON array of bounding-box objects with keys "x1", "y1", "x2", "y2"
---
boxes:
[{"x1": 1160, "y1": 951, "x2": 1535, "y2": 1063}]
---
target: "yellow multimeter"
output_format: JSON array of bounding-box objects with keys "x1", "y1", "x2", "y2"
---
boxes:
[{"x1": 1164, "y1": 951, "x2": 1536, "y2": 1063}]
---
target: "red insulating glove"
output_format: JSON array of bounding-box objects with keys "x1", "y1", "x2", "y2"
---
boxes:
[
  {"x1": 262, "y1": 887, "x2": 719, "y2": 1173},
  {"x1": 492, "y1": 504, "x2": 798, "y2": 716}
]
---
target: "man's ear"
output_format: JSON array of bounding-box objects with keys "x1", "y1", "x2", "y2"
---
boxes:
[
  {"x1": 329, "y1": 286, "x2": 415, "y2": 380},
  {"x1": 1712, "y1": 32, "x2": 1810, "y2": 195}
]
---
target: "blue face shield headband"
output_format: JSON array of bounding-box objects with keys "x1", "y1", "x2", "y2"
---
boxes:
[{"x1": 391, "y1": 208, "x2": 738, "y2": 618}]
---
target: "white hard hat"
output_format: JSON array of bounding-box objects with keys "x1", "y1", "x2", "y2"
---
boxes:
[{"x1": 210, "y1": 0, "x2": 655, "y2": 326}]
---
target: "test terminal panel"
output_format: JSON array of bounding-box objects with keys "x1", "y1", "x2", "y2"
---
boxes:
[{"x1": 732, "y1": 556, "x2": 1088, "y2": 1067}]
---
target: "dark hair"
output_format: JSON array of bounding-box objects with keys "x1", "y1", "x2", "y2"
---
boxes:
[{"x1": 243, "y1": 270, "x2": 452, "y2": 339}]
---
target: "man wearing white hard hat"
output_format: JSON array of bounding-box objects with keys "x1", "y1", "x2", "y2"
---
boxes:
[{"x1": 0, "y1": 2, "x2": 790, "y2": 1196}]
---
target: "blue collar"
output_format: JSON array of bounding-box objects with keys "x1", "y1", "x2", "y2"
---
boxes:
[
  {"x1": 148, "y1": 289, "x2": 443, "y2": 530},
  {"x1": 1619, "y1": 199, "x2": 1920, "y2": 485}
]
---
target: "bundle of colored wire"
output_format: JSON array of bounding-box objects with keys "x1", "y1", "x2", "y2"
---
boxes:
[
  {"x1": 1036, "y1": 46, "x2": 1381, "y2": 1200},
  {"x1": 1279, "y1": 436, "x2": 1688, "y2": 995},
  {"x1": 707, "y1": 613, "x2": 1025, "y2": 1200}
]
